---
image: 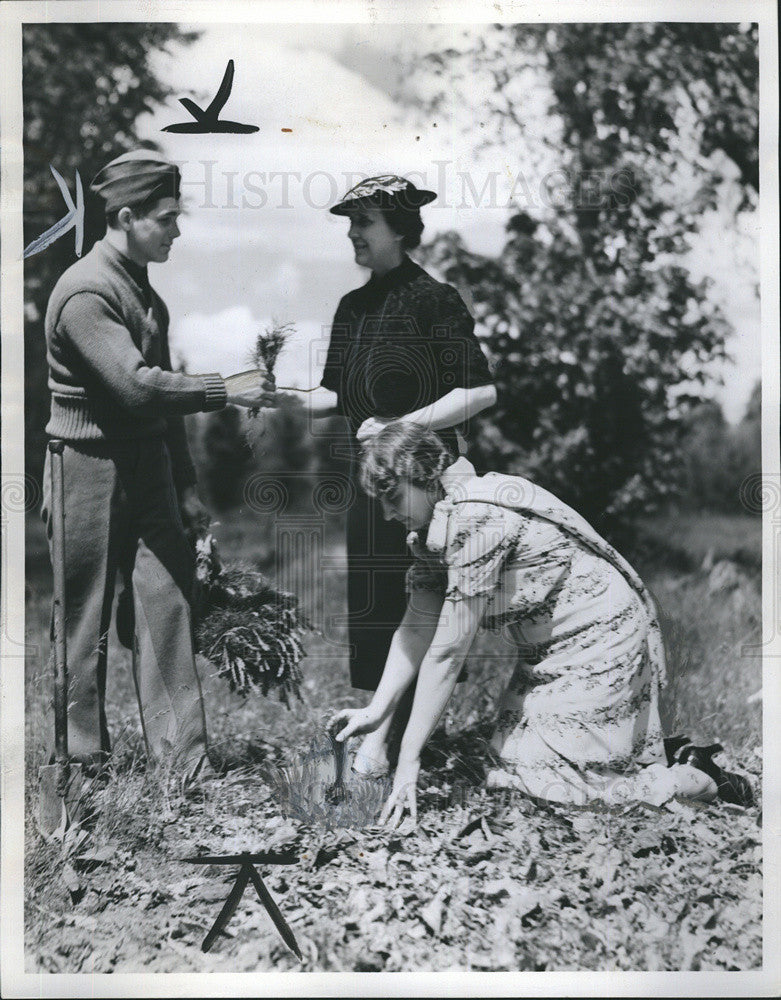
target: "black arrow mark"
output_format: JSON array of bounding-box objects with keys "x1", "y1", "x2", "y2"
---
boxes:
[{"x1": 163, "y1": 59, "x2": 259, "y2": 134}]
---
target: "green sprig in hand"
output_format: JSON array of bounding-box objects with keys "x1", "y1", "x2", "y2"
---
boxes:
[{"x1": 247, "y1": 320, "x2": 294, "y2": 420}]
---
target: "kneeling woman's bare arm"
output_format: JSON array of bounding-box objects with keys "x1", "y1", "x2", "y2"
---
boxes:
[
  {"x1": 330, "y1": 587, "x2": 446, "y2": 741},
  {"x1": 380, "y1": 592, "x2": 488, "y2": 827}
]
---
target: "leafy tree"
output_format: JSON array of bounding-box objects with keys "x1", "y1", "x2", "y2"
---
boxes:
[
  {"x1": 678, "y1": 383, "x2": 761, "y2": 513},
  {"x1": 414, "y1": 23, "x2": 757, "y2": 534},
  {"x1": 23, "y1": 23, "x2": 199, "y2": 488},
  {"x1": 244, "y1": 398, "x2": 316, "y2": 508},
  {"x1": 200, "y1": 407, "x2": 254, "y2": 510}
]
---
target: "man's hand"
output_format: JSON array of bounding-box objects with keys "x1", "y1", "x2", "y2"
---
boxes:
[
  {"x1": 225, "y1": 369, "x2": 276, "y2": 409},
  {"x1": 179, "y1": 485, "x2": 210, "y2": 537},
  {"x1": 356, "y1": 415, "x2": 396, "y2": 443},
  {"x1": 378, "y1": 757, "x2": 420, "y2": 829}
]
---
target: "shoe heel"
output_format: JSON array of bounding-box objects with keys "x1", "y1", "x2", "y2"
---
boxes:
[
  {"x1": 678, "y1": 743, "x2": 754, "y2": 808},
  {"x1": 663, "y1": 735, "x2": 691, "y2": 766},
  {"x1": 678, "y1": 742, "x2": 723, "y2": 768}
]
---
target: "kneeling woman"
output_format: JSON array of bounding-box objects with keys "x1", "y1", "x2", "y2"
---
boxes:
[{"x1": 331, "y1": 423, "x2": 753, "y2": 824}]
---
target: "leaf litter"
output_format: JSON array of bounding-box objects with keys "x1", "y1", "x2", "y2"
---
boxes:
[{"x1": 25, "y1": 730, "x2": 762, "y2": 972}]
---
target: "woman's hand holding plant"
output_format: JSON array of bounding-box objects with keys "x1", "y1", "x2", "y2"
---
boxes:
[{"x1": 328, "y1": 703, "x2": 385, "y2": 743}]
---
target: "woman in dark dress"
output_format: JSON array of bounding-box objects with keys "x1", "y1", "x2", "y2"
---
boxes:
[{"x1": 281, "y1": 175, "x2": 495, "y2": 774}]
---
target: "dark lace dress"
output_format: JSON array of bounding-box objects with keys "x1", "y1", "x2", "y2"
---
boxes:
[{"x1": 320, "y1": 255, "x2": 493, "y2": 690}]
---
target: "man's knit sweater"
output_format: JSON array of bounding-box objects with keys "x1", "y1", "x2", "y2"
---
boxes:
[{"x1": 45, "y1": 237, "x2": 227, "y2": 489}]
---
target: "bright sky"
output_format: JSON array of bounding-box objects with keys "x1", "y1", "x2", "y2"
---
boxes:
[{"x1": 137, "y1": 23, "x2": 760, "y2": 423}]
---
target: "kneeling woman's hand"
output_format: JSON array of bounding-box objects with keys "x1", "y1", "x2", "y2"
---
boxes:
[
  {"x1": 328, "y1": 704, "x2": 384, "y2": 743},
  {"x1": 379, "y1": 757, "x2": 420, "y2": 829}
]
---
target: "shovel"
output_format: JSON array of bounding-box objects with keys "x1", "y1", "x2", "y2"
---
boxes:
[
  {"x1": 325, "y1": 728, "x2": 350, "y2": 805},
  {"x1": 39, "y1": 439, "x2": 84, "y2": 836}
]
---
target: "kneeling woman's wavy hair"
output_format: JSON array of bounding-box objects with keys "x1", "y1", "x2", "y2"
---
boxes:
[{"x1": 360, "y1": 422, "x2": 457, "y2": 499}]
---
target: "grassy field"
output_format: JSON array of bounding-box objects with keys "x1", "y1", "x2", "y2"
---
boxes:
[
  {"x1": 635, "y1": 508, "x2": 762, "y2": 573},
  {"x1": 23, "y1": 505, "x2": 763, "y2": 973}
]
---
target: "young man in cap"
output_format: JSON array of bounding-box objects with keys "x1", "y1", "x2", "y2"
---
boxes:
[{"x1": 42, "y1": 149, "x2": 272, "y2": 779}]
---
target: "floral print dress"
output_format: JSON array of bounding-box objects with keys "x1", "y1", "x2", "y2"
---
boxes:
[{"x1": 406, "y1": 459, "x2": 672, "y2": 806}]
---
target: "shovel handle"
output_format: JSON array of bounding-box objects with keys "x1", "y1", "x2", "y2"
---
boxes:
[{"x1": 48, "y1": 440, "x2": 68, "y2": 764}]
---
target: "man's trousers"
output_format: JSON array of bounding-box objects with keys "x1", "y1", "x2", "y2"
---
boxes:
[{"x1": 41, "y1": 437, "x2": 209, "y2": 773}]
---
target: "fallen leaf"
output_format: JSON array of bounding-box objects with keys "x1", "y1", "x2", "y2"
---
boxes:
[
  {"x1": 281, "y1": 905, "x2": 308, "y2": 924},
  {"x1": 665, "y1": 799, "x2": 698, "y2": 820},
  {"x1": 346, "y1": 885, "x2": 370, "y2": 913},
  {"x1": 680, "y1": 926, "x2": 710, "y2": 970},
  {"x1": 631, "y1": 831, "x2": 660, "y2": 857},
  {"x1": 361, "y1": 847, "x2": 389, "y2": 871},
  {"x1": 581, "y1": 929, "x2": 604, "y2": 951},
  {"x1": 570, "y1": 813, "x2": 597, "y2": 835},
  {"x1": 465, "y1": 846, "x2": 493, "y2": 865},
  {"x1": 483, "y1": 877, "x2": 515, "y2": 898},
  {"x1": 192, "y1": 880, "x2": 232, "y2": 903},
  {"x1": 420, "y1": 887, "x2": 449, "y2": 935},
  {"x1": 494, "y1": 882, "x2": 543, "y2": 919},
  {"x1": 264, "y1": 820, "x2": 301, "y2": 849},
  {"x1": 464, "y1": 827, "x2": 488, "y2": 849},
  {"x1": 61, "y1": 862, "x2": 81, "y2": 896},
  {"x1": 75, "y1": 845, "x2": 117, "y2": 866},
  {"x1": 454, "y1": 815, "x2": 488, "y2": 841}
]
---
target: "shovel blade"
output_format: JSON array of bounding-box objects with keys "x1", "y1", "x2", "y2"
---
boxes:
[{"x1": 39, "y1": 763, "x2": 85, "y2": 837}]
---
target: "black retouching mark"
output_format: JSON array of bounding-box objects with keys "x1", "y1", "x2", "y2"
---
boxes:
[
  {"x1": 182, "y1": 851, "x2": 302, "y2": 959},
  {"x1": 162, "y1": 59, "x2": 259, "y2": 134}
]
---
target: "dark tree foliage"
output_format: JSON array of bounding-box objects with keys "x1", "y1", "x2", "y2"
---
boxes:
[
  {"x1": 531, "y1": 23, "x2": 759, "y2": 211},
  {"x1": 23, "y1": 23, "x2": 200, "y2": 487},
  {"x1": 679, "y1": 383, "x2": 761, "y2": 513},
  {"x1": 200, "y1": 406, "x2": 254, "y2": 511},
  {"x1": 244, "y1": 398, "x2": 317, "y2": 507},
  {"x1": 417, "y1": 23, "x2": 757, "y2": 533}
]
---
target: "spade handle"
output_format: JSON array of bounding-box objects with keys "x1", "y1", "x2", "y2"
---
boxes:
[{"x1": 48, "y1": 440, "x2": 69, "y2": 764}]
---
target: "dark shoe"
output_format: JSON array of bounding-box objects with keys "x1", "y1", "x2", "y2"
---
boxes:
[
  {"x1": 679, "y1": 743, "x2": 755, "y2": 808},
  {"x1": 663, "y1": 735, "x2": 691, "y2": 766}
]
